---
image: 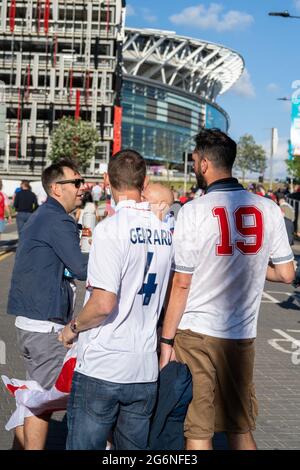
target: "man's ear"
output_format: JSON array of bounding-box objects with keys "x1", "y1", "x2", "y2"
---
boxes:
[
  {"x1": 104, "y1": 172, "x2": 110, "y2": 188},
  {"x1": 201, "y1": 158, "x2": 208, "y2": 174},
  {"x1": 51, "y1": 182, "x2": 61, "y2": 198},
  {"x1": 143, "y1": 176, "x2": 150, "y2": 190}
]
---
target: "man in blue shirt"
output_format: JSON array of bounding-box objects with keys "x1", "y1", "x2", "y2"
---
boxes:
[{"x1": 8, "y1": 159, "x2": 88, "y2": 449}]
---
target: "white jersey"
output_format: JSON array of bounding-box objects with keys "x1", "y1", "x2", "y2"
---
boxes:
[
  {"x1": 174, "y1": 180, "x2": 293, "y2": 339},
  {"x1": 76, "y1": 199, "x2": 173, "y2": 383}
]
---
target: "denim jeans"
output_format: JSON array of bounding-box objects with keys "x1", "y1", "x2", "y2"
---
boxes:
[
  {"x1": 16, "y1": 212, "x2": 32, "y2": 236},
  {"x1": 66, "y1": 371, "x2": 157, "y2": 450}
]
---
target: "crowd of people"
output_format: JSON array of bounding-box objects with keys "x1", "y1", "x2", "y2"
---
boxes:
[{"x1": 2, "y1": 128, "x2": 296, "y2": 451}]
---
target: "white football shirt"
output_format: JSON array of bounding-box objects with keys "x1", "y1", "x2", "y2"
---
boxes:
[
  {"x1": 174, "y1": 181, "x2": 293, "y2": 339},
  {"x1": 76, "y1": 199, "x2": 173, "y2": 383}
]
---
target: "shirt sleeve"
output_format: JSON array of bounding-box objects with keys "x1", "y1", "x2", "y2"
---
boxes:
[
  {"x1": 50, "y1": 215, "x2": 88, "y2": 280},
  {"x1": 87, "y1": 219, "x2": 125, "y2": 295},
  {"x1": 270, "y1": 204, "x2": 294, "y2": 265},
  {"x1": 173, "y1": 204, "x2": 200, "y2": 274}
]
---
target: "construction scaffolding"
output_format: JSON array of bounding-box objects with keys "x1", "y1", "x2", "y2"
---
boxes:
[{"x1": 0, "y1": 0, "x2": 125, "y2": 176}]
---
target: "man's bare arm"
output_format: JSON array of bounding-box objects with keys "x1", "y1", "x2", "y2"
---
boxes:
[
  {"x1": 159, "y1": 272, "x2": 192, "y2": 370},
  {"x1": 59, "y1": 288, "x2": 116, "y2": 348},
  {"x1": 266, "y1": 261, "x2": 295, "y2": 283}
]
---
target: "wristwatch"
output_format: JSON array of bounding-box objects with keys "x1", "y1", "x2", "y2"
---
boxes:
[
  {"x1": 69, "y1": 319, "x2": 78, "y2": 334},
  {"x1": 160, "y1": 337, "x2": 174, "y2": 346}
]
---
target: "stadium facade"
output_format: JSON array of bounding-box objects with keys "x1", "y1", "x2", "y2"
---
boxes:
[
  {"x1": 0, "y1": 1, "x2": 244, "y2": 176},
  {"x1": 122, "y1": 28, "x2": 244, "y2": 166}
]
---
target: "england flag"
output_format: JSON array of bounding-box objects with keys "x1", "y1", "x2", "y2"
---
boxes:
[{"x1": 1, "y1": 344, "x2": 77, "y2": 430}]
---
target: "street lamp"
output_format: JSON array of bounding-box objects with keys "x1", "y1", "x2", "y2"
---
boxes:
[{"x1": 269, "y1": 11, "x2": 300, "y2": 19}]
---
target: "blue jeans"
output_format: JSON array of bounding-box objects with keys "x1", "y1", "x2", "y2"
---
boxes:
[
  {"x1": 16, "y1": 212, "x2": 32, "y2": 236},
  {"x1": 66, "y1": 372, "x2": 157, "y2": 450}
]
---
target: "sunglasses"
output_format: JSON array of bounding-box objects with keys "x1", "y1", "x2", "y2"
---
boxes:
[{"x1": 56, "y1": 178, "x2": 85, "y2": 189}]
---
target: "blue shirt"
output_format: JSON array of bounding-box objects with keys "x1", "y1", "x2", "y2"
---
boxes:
[{"x1": 8, "y1": 197, "x2": 88, "y2": 323}]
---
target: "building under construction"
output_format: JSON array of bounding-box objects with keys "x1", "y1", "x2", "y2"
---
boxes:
[{"x1": 0, "y1": 0, "x2": 125, "y2": 176}]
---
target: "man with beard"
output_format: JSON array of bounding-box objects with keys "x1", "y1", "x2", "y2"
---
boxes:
[{"x1": 159, "y1": 128, "x2": 295, "y2": 450}]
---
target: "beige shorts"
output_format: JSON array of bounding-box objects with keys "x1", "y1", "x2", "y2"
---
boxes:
[{"x1": 174, "y1": 329, "x2": 258, "y2": 440}]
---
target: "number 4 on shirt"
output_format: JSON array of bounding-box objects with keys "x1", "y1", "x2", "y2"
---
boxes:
[
  {"x1": 213, "y1": 206, "x2": 263, "y2": 256},
  {"x1": 138, "y1": 252, "x2": 158, "y2": 305}
]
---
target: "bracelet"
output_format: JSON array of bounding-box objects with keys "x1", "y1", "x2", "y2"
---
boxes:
[
  {"x1": 160, "y1": 337, "x2": 174, "y2": 346},
  {"x1": 69, "y1": 319, "x2": 78, "y2": 334}
]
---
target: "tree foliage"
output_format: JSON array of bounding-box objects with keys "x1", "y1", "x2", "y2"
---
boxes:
[
  {"x1": 48, "y1": 117, "x2": 100, "y2": 171},
  {"x1": 286, "y1": 157, "x2": 300, "y2": 180},
  {"x1": 235, "y1": 134, "x2": 267, "y2": 180}
]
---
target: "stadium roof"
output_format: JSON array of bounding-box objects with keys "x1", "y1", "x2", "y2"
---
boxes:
[{"x1": 123, "y1": 28, "x2": 244, "y2": 100}]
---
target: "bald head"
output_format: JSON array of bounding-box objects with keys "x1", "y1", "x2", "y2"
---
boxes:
[{"x1": 142, "y1": 182, "x2": 174, "y2": 220}]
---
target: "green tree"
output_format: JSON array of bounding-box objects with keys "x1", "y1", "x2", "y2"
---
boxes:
[
  {"x1": 235, "y1": 134, "x2": 267, "y2": 181},
  {"x1": 48, "y1": 117, "x2": 100, "y2": 172},
  {"x1": 286, "y1": 157, "x2": 300, "y2": 180}
]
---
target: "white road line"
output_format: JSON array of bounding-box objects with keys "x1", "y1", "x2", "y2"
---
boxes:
[
  {"x1": 266, "y1": 290, "x2": 294, "y2": 296},
  {"x1": 262, "y1": 291, "x2": 280, "y2": 303}
]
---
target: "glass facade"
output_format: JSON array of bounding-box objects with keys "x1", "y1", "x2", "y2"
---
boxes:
[
  {"x1": 206, "y1": 104, "x2": 227, "y2": 132},
  {"x1": 121, "y1": 79, "x2": 228, "y2": 164}
]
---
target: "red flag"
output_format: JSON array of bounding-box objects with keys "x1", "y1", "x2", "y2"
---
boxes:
[
  {"x1": 15, "y1": 88, "x2": 21, "y2": 159},
  {"x1": 37, "y1": 0, "x2": 42, "y2": 33},
  {"x1": 53, "y1": 34, "x2": 58, "y2": 67},
  {"x1": 85, "y1": 70, "x2": 90, "y2": 105},
  {"x1": 44, "y1": 0, "x2": 50, "y2": 35},
  {"x1": 113, "y1": 106, "x2": 122, "y2": 155},
  {"x1": 75, "y1": 89, "x2": 80, "y2": 120},
  {"x1": 9, "y1": 0, "x2": 16, "y2": 33},
  {"x1": 24, "y1": 64, "x2": 31, "y2": 101},
  {"x1": 106, "y1": 0, "x2": 110, "y2": 34},
  {"x1": 68, "y1": 67, "x2": 73, "y2": 102}
]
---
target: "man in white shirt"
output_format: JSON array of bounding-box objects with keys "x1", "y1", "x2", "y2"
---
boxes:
[
  {"x1": 91, "y1": 182, "x2": 102, "y2": 205},
  {"x1": 60, "y1": 149, "x2": 173, "y2": 450},
  {"x1": 160, "y1": 129, "x2": 295, "y2": 450}
]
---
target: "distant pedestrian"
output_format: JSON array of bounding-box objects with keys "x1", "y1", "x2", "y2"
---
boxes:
[
  {"x1": 0, "y1": 179, "x2": 12, "y2": 240},
  {"x1": 91, "y1": 182, "x2": 103, "y2": 206},
  {"x1": 13, "y1": 180, "x2": 37, "y2": 236}
]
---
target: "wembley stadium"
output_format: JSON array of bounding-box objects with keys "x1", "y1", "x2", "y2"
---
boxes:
[{"x1": 122, "y1": 27, "x2": 244, "y2": 166}]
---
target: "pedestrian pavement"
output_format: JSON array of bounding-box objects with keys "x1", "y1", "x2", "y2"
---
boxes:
[{"x1": 0, "y1": 230, "x2": 300, "y2": 449}]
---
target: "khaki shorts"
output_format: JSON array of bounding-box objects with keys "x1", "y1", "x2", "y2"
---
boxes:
[{"x1": 174, "y1": 329, "x2": 258, "y2": 440}]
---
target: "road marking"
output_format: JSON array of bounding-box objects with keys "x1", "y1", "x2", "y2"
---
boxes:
[
  {"x1": 268, "y1": 329, "x2": 300, "y2": 354},
  {"x1": 267, "y1": 290, "x2": 295, "y2": 296},
  {"x1": 0, "y1": 252, "x2": 12, "y2": 262},
  {"x1": 262, "y1": 291, "x2": 280, "y2": 303}
]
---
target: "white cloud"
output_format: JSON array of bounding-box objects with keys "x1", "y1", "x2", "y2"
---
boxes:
[
  {"x1": 126, "y1": 4, "x2": 136, "y2": 16},
  {"x1": 267, "y1": 83, "x2": 279, "y2": 93},
  {"x1": 230, "y1": 69, "x2": 256, "y2": 98},
  {"x1": 294, "y1": 0, "x2": 300, "y2": 12},
  {"x1": 142, "y1": 8, "x2": 157, "y2": 23},
  {"x1": 169, "y1": 3, "x2": 254, "y2": 32}
]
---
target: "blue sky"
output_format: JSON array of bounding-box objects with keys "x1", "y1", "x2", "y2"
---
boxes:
[{"x1": 125, "y1": 1, "x2": 300, "y2": 178}]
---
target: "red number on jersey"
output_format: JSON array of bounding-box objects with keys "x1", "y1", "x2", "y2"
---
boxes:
[
  {"x1": 212, "y1": 207, "x2": 233, "y2": 255},
  {"x1": 235, "y1": 206, "x2": 263, "y2": 254},
  {"x1": 213, "y1": 206, "x2": 263, "y2": 256}
]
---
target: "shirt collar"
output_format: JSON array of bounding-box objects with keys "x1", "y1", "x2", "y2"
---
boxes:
[
  {"x1": 205, "y1": 177, "x2": 245, "y2": 194},
  {"x1": 46, "y1": 196, "x2": 68, "y2": 213},
  {"x1": 115, "y1": 199, "x2": 150, "y2": 212}
]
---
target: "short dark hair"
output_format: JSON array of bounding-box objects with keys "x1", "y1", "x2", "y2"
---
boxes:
[
  {"x1": 108, "y1": 149, "x2": 146, "y2": 192},
  {"x1": 42, "y1": 159, "x2": 79, "y2": 195},
  {"x1": 194, "y1": 128, "x2": 237, "y2": 170}
]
